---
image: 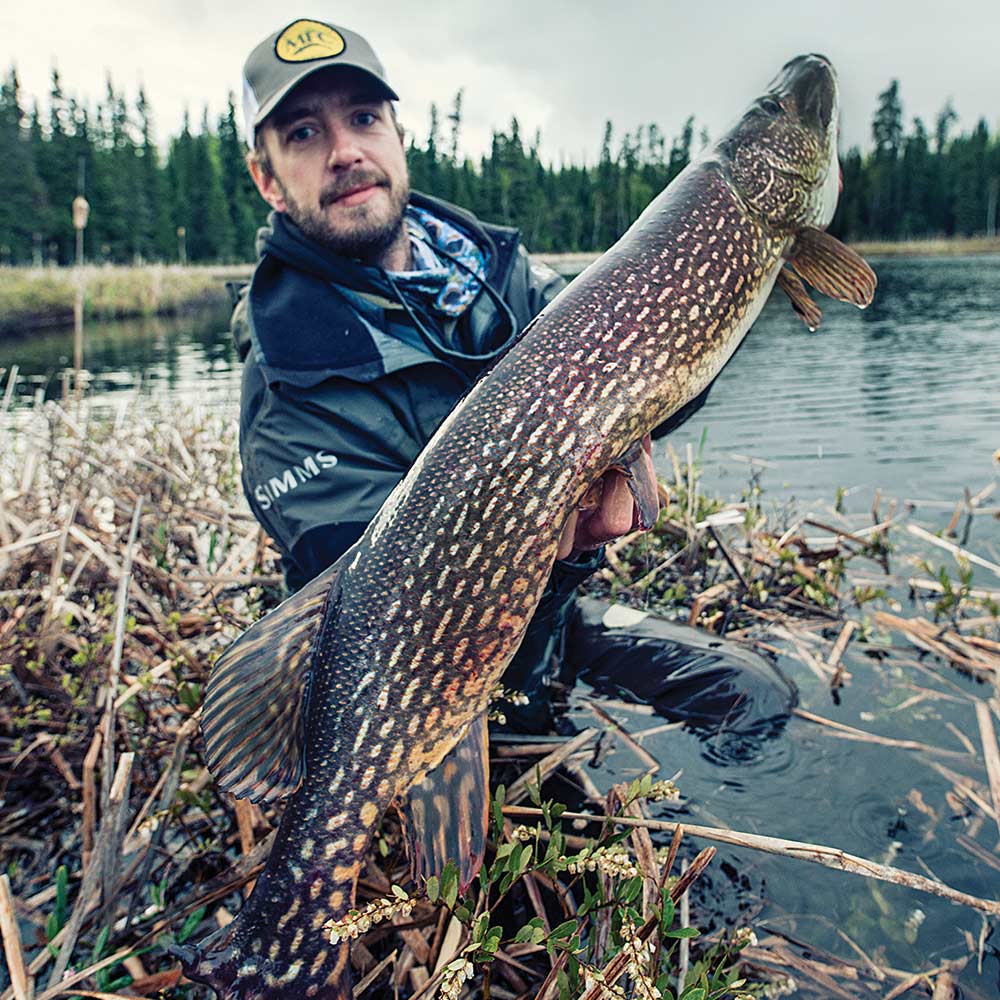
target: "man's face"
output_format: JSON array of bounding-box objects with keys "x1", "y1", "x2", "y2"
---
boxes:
[{"x1": 250, "y1": 68, "x2": 409, "y2": 259}]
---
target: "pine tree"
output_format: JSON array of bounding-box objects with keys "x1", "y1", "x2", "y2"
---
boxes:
[
  {"x1": 98, "y1": 76, "x2": 141, "y2": 261},
  {"x1": 166, "y1": 111, "x2": 195, "y2": 262},
  {"x1": 667, "y1": 116, "x2": 694, "y2": 182},
  {"x1": 593, "y1": 120, "x2": 615, "y2": 249},
  {"x1": 34, "y1": 69, "x2": 78, "y2": 262},
  {"x1": 900, "y1": 117, "x2": 932, "y2": 236},
  {"x1": 951, "y1": 119, "x2": 991, "y2": 235},
  {"x1": 183, "y1": 108, "x2": 234, "y2": 261},
  {"x1": 0, "y1": 68, "x2": 46, "y2": 263},
  {"x1": 869, "y1": 80, "x2": 904, "y2": 237},
  {"x1": 218, "y1": 94, "x2": 263, "y2": 260},
  {"x1": 137, "y1": 88, "x2": 174, "y2": 260}
]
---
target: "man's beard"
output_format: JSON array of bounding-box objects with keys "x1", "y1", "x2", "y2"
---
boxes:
[{"x1": 277, "y1": 168, "x2": 409, "y2": 261}]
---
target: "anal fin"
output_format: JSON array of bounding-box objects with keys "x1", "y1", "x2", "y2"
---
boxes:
[
  {"x1": 787, "y1": 227, "x2": 877, "y2": 308},
  {"x1": 397, "y1": 714, "x2": 490, "y2": 893},
  {"x1": 777, "y1": 265, "x2": 823, "y2": 330}
]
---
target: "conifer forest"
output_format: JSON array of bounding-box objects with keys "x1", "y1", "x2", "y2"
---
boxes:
[{"x1": 0, "y1": 70, "x2": 997, "y2": 267}]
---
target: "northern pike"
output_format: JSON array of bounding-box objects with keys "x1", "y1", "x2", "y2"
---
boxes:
[{"x1": 180, "y1": 53, "x2": 875, "y2": 999}]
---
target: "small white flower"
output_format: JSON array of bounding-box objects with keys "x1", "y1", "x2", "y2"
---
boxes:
[{"x1": 325, "y1": 887, "x2": 414, "y2": 945}]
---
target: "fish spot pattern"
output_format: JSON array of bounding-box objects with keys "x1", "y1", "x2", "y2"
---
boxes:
[{"x1": 186, "y1": 104, "x2": 825, "y2": 998}]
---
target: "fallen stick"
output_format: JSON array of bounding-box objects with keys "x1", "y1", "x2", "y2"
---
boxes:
[
  {"x1": 125, "y1": 716, "x2": 200, "y2": 918},
  {"x1": 793, "y1": 708, "x2": 969, "y2": 759},
  {"x1": 826, "y1": 620, "x2": 856, "y2": 690},
  {"x1": 907, "y1": 523, "x2": 1000, "y2": 580},
  {"x1": 1, "y1": 364, "x2": 18, "y2": 413},
  {"x1": 351, "y1": 949, "x2": 398, "y2": 998},
  {"x1": 33, "y1": 945, "x2": 135, "y2": 1000},
  {"x1": 577, "y1": 847, "x2": 716, "y2": 1000},
  {"x1": 956, "y1": 834, "x2": 1000, "y2": 874},
  {"x1": 974, "y1": 701, "x2": 1000, "y2": 842},
  {"x1": 81, "y1": 731, "x2": 102, "y2": 871},
  {"x1": 834, "y1": 928, "x2": 887, "y2": 982},
  {"x1": 883, "y1": 959, "x2": 967, "y2": 1000},
  {"x1": 875, "y1": 612, "x2": 998, "y2": 678},
  {"x1": 945, "y1": 722, "x2": 978, "y2": 756},
  {"x1": 100, "y1": 500, "x2": 143, "y2": 811},
  {"x1": 585, "y1": 701, "x2": 661, "y2": 775},
  {"x1": 66, "y1": 525, "x2": 159, "y2": 622},
  {"x1": 505, "y1": 728, "x2": 598, "y2": 805},
  {"x1": 676, "y1": 858, "x2": 691, "y2": 995},
  {"x1": 743, "y1": 941, "x2": 859, "y2": 999},
  {"x1": 502, "y1": 806, "x2": 1000, "y2": 917},
  {"x1": 99, "y1": 747, "x2": 134, "y2": 928},
  {"x1": 0, "y1": 529, "x2": 62, "y2": 556},
  {"x1": 113, "y1": 661, "x2": 175, "y2": 711},
  {"x1": 47, "y1": 753, "x2": 134, "y2": 988},
  {"x1": 0, "y1": 875, "x2": 32, "y2": 1000},
  {"x1": 801, "y1": 517, "x2": 871, "y2": 547},
  {"x1": 42, "y1": 500, "x2": 78, "y2": 631}
]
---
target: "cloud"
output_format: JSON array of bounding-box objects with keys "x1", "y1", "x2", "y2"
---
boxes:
[{"x1": 3, "y1": 0, "x2": 997, "y2": 161}]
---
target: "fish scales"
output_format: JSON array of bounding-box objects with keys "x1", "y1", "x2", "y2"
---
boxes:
[{"x1": 183, "y1": 54, "x2": 875, "y2": 999}]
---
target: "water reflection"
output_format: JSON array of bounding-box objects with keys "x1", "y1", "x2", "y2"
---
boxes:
[{"x1": 3, "y1": 303, "x2": 240, "y2": 411}]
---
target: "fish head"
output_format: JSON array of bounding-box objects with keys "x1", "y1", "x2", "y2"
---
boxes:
[{"x1": 723, "y1": 53, "x2": 841, "y2": 233}]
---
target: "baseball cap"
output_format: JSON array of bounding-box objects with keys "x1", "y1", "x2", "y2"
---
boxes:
[{"x1": 242, "y1": 19, "x2": 399, "y2": 147}]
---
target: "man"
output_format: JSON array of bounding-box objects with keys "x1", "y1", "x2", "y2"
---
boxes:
[{"x1": 233, "y1": 19, "x2": 792, "y2": 733}]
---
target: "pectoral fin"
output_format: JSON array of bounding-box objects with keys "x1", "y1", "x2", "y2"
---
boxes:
[
  {"x1": 611, "y1": 436, "x2": 660, "y2": 530},
  {"x1": 201, "y1": 552, "x2": 350, "y2": 804},
  {"x1": 787, "y1": 227, "x2": 877, "y2": 308},
  {"x1": 777, "y1": 266, "x2": 823, "y2": 330},
  {"x1": 397, "y1": 714, "x2": 490, "y2": 893}
]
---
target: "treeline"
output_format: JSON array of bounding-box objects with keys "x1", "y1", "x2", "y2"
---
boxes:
[{"x1": 0, "y1": 70, "x2": 997, "y2": 266}]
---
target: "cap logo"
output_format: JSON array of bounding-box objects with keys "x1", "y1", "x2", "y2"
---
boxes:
[{"x1": 275, "y1": 19, "x2": 346, "y2": 63}]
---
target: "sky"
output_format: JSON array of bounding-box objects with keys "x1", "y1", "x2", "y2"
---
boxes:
[{"x1": 3, "y1": 0, "x2": 998, "y2": 163}]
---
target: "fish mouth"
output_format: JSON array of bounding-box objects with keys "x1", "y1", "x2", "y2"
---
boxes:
[{"x1": 767, "y1": 53, "x2": 838, "y2": 134}]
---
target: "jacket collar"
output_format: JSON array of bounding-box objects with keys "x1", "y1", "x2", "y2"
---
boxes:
[{"x1": 246, "y1": 194, "x2": 523, "y2": 388}]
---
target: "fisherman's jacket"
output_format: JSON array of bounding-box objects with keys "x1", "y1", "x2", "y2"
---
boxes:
[
  {"x1": 235, "y1": 192, "x2": 592, "y2": 594},
  {"x1": 233, "y1": 192, "x2": 722, "y2": 728}
]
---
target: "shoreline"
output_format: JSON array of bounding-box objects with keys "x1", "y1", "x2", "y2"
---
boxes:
[
  {"x1": 538, "y1": 236, "x2": 1000, "y2": 274},
  {"x1": 847, "y1": 236, "x2": 1000, "y2": 257},
  {"x1": 0, "y1": 264, "x2": 236, "y2": 338},
  {"x1": 2, "y1": 235, "x2": 998, "y2": 335}
]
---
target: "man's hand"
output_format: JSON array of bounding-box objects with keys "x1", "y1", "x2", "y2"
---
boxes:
[{"x1": 555, "y1": 434, "x2": 659, "y2": 560}]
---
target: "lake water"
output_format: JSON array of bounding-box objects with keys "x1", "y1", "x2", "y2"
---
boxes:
[{"x1": 3, "y1": 255, "x2": 999, "y2": 996}]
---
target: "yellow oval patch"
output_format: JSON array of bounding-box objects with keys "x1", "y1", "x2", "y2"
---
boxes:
[{"x1": 275, "y1": 20, "x2": 346, "y2": 63}]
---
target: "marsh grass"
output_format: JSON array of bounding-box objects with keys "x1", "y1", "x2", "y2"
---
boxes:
[{"x1": 0, "y1": 391, "x2": 997, "y2": 999}]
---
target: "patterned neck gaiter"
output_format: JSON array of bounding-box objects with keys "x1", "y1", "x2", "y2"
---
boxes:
[{"x1": 387, "y1": 206, "x2": 490, "y2": 317}]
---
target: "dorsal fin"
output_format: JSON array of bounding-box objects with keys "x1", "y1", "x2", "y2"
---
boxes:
[{"x1": 201, "y1": 555, "x2": 347, "y2": 803}]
